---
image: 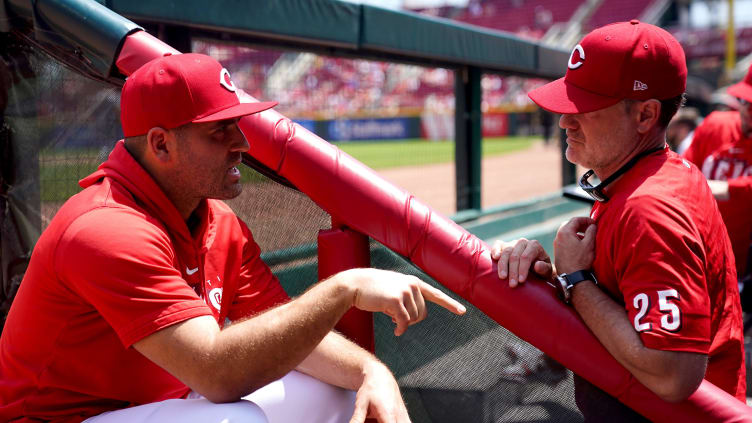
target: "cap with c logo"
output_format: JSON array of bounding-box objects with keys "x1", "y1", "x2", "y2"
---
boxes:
[
  {"x1": 529, "y1": 20, "x2": 687, "y2": 114},
  {"x1": 120, "y1": 53, "x2": 277, "y2": 137}
]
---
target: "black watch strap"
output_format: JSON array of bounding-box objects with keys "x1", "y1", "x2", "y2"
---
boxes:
[
  {"x1": 556, "y1": 269, "x2": 597, "y2": 304},
  {"x1": 564, "y1": 270, "x2": 597, "y2": 288}
]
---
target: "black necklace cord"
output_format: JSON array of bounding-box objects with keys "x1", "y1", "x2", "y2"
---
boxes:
[{"x1": 579, "y1": 145, "x2": 665, "y2": 203}]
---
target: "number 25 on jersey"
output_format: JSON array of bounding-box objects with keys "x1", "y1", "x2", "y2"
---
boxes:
[{"x1": 632, "y1": 289, "x2": 681, "y2": 332}]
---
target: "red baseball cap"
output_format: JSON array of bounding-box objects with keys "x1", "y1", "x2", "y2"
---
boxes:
[
  {"x1": 727, "y1": 63, "x2": 752, "y2": 103},
  {"x1": 529, "y1": 20, "x2": 687, "y2": 114},
  {"x1": 120, "y1": 53, "x2": 277, "y2": 137}
]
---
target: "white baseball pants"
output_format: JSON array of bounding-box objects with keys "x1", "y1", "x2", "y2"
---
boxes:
[{"x1": 83, "y1": 371, "x2": 357, "y2": 423}]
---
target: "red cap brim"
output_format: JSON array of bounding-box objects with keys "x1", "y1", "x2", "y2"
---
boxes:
[
  {"x1": 727, "y1": 81, "x2": 752, "y2": 104},
  {"x1": 193, "y1": 101, "x2": 278, "y2": 123},
  {"x1": 528, "y1": 77, "x2": 622, "y2": 114}
]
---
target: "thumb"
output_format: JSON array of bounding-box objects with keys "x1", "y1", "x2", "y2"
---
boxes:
[
  {"x1": 582, "y1": 224, "x2": 597, "y2": 246},
  {"x1": 533, "y1": 260, "x2": 553, "y2": 280},
  {"x1": 349, "y1": 396, "x2": 369, "y2": 423},
  {"x1": 393, "y1": 305, "x2": 410, "y2": 336}
]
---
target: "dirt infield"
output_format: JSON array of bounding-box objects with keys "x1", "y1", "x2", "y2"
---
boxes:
[
  {"x1": 377, "y1": 140, "x2": 564, "y2": 216},
  {"x1": 220, "y1": 139, "x2": 564, "y2": 252}
]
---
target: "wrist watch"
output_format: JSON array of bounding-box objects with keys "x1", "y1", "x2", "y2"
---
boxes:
[{"x1": 555, "y1": 270, "x2": 597, "y2": 304}]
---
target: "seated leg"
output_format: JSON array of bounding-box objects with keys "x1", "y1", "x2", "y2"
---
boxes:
[
  {"x1": 244, "y1": 370, "x2": 357, "y2": 423},
  {"x1": 83, "y1": 397, "x2": 268, "y2": 423}
]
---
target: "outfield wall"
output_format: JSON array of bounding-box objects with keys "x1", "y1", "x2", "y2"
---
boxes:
[{"x1": 294, "y1": 111, "x2": 542, "y2": 142}]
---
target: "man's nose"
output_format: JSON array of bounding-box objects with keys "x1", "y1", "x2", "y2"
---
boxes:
[
  {"x1": 559, "y1": 114, "x2": 577, "y2": 130},
  {"x1": 229, "y1": 122, "x2": 250, "y2": 153}
]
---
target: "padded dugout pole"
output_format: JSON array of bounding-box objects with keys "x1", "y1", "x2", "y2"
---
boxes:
[
  {"x1": 318, "y1": 223, "x2": 375, "y2": 352},
  {"x1": 115, "y1": 29, "x2": 752, "y2": 423}
]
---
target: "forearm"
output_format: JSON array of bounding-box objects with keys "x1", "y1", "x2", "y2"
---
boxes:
[
  {"x1": 571, "y1": 282, "x2": 705, "y2": 401},
  {"x1": 214, "y1": 277, "x2": 355, "y2": 395},
  {"x1": 134, "y1": 267, "x2": 457, "y2": 404},
  {"x1": 296, "y1": 330, "x2": 381, "y2": 391},
  {"x1": 135, "y1": 274, "x2": 356, "y2": 403}
]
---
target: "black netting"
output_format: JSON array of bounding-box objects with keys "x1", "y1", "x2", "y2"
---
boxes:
[
  {"x1": 225, "y1": 175, "x2": 329, "y2": 298},
  {"x1": 0, "y1": 30, "x2": 122, "y2": 330},
  {"x1": 1, "y1": 29, "x2": 583, "y2": 422},
  {"x1": 370, "y1": 245, "x2": 581, "y2": 422}
]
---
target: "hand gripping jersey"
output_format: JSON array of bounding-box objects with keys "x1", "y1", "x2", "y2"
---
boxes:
[
  {"x1": 683, "y1": 111, "x2": 752, "y2": 278},
  {"x1": 577, "y1": 148, "x2": 746, "y2": 418},
  {"x1": 0, "y1": 141, "x2": 289, "y2": 423}
]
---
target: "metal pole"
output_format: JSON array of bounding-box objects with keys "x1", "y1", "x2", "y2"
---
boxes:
[
  {"x1": 560, "y1": 126, "x2": 576, "y2": 186},
  {"x1": 454, "y1": 66, "x2": 482, "y2": 211},
  {"x1": 726, "y1": 0, "x2": 736, "y2": 79}
]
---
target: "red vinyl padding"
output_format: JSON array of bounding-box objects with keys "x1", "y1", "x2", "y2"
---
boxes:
[{"x1": 116, "y1": 30, "x2": 752, "y2": 422}]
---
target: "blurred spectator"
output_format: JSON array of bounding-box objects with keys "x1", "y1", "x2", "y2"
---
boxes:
[
  {"x1": 666, "y1": 107, "x2": 699, "y2": 154},
  {"x1": 710, "y1": 92, "x2": 741, "y2": 112},
  {"x1": 538, "y1": 108, "x2": 554, "y2": 145}
]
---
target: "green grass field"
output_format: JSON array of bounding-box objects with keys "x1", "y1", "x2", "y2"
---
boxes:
[
  {"x1": 39, "y1": 136, "x2": 539, "y2": 203},
  {"x1": 334, "y1": 136, "x2": 536, "y2": 169}
]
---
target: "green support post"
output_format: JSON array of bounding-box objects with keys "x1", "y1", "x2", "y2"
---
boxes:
[
  {"x1": 560, "y1": 126, "x2": 576, "y2": 186},
  {"x1": 455, "y1": 65, "x2": 482, "y2": 211}
]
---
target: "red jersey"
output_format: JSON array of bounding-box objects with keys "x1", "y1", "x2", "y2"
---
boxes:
[
  {"x1": 590, "y1": 148, "x2": 745, "y2": 400},
  {"x1": 0, "y1": 141, "x2": 289, "y2": 423},
  {"x1": 683, "y1": 111, "x2": 752, "y2": 277}
]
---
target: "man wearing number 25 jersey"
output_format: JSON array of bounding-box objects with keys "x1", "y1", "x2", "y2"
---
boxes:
[{"x1": 505, "y1": 21, "x2": 745, "y2": 420}]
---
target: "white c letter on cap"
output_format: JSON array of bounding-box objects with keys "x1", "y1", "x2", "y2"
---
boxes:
[
  {"x1": 568, "y1": 44, "x2": 585, "y2": 70},
  {"x1": 219, "y1": 68, "x2": 237, "y2": 92}
]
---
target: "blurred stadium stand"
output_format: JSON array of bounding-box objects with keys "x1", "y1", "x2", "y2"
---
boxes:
[
  {"x1": 188, "y1": 0, "x2": 752, "y2": 124},
  {"x1": 586, "y1": 0, "x2": 655, "y2": 30}
]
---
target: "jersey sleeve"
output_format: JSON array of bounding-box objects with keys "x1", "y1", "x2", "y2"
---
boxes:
[
  {"x1": 227, "y1": 222, "x2": 290, "y2": 321},
  {"x1": 612, "y1": 197, "x2": 711, "y2": 354},
  {"x1": 55, "y1": 208, "x2": 213, "y2": 348}
]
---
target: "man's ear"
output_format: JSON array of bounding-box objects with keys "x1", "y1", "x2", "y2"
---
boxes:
[
  {"x1": 635, "y1": 99, "x2": 661, "y2": 134},
  {"x1": 145, "y1": 127, "x2": 174, "y2": 163}
]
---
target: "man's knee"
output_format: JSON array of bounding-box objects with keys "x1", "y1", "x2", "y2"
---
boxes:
[
  {"x1": 245, "y1": 371, "x2": 355, "y2": 423},
  {"x1": 208, "y1": 400, "x2": 269, "y2": 423}
]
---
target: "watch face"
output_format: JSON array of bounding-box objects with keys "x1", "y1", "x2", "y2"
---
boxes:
[{"x1": 555, "y1": 275, "x2": 571, "y2": 303}]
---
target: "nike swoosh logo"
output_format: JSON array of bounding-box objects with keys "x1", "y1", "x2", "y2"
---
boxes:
[{"x1": 186, "y1": 267, "x2": 198, "y2": 275}]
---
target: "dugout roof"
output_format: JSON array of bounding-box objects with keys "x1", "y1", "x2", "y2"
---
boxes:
[{"x1": 2, "y1": 0, "x2": 569, "y2": 79}]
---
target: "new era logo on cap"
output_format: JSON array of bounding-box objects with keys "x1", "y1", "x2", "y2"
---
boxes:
[
  {"x1": 121, "y1": 53, "x2": 277, "y2": 137},
  {"x1": 633, "y1": 80, "x2": 648, "y2": 91}
]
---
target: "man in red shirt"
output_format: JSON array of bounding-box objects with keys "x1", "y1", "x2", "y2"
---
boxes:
[
  {"x1": 683, "y1": 65, "x2": 752, "y2": 310},
  {"x1": 492, "y1": 21, "x2": 745, "y2": 421},
  {"x1": 0, "y1": 53, "x2": 466, "y2": 423}
]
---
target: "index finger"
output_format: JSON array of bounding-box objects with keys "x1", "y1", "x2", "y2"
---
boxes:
[
  {"x1": 417, "y1": 281, "x2": 466, "y2": 315},
  {"x1": 490, "y1": 239, "x2": 509, "y2": 260}
]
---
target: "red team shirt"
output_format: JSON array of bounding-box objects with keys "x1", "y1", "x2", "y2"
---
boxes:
[
  {"x1": 590, "y1": 147, "x2": 745, "y2": 401},
  {"x1": 683, "y1": 111, "x2": 752, "y2": 277},
  {"x1": 0, "y1": 141, "x2": 289, "y2": 422}
]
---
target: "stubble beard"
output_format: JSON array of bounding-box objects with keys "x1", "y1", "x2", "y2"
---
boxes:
[{"x1": 211, "y1": 178, "x2": 244, "y2": 201}]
